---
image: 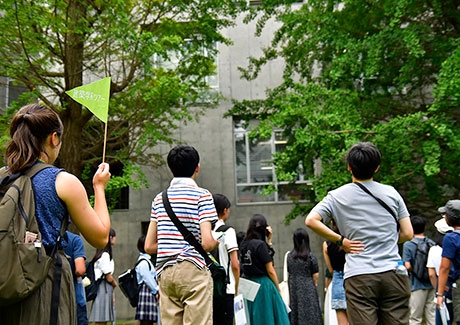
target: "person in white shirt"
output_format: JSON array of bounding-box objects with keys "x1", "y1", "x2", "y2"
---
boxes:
[{"x1": 212, "y1": 193, "x2": 240, "y2": 325}]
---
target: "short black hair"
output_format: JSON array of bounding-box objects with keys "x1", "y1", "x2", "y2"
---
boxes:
[
  {"x1": 446, "y1": 214, "x2": 460, "y2": 228},
  {"x1": 137, "y1": 235, "x2": 146, "y2": 253},
  {"x1": 346, "y1": 142, "x2": 381, "y2": 180},
  {"x1": 410, "y1": 215, "x2": 425, "y2": 235},
  {"x1": 213, "y1": 193, "x2": 231, "y2": 216},
  {"x1": 167, "y1": 145, "x2": 200, "y2": 177}
]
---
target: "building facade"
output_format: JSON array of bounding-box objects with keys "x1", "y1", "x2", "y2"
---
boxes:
[{"x1": 102, "y1": 11, "x2": 327, "y2": 320}]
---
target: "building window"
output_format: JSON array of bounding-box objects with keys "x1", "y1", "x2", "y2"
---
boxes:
[
  {"x1": 0, "y1": 77, "x2": 27, "y2": 108},
  {"x1": 154, "y1": 41, "x2": 219, "y2": 104},
  {"x1": 234, "y1": 119, "x2": 311, "y2": 204}
]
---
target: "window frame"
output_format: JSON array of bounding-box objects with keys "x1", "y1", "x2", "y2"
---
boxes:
[{"x1": 234, "y1": 119, "x2": 311, "y2": 205}]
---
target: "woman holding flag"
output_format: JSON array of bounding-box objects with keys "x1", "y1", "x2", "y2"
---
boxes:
[{"x1": 1, "y1": 103, "x2": 111, "y2": 324}]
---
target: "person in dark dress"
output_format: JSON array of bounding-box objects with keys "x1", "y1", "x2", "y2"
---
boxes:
[{"x1": 287, "y1": 228, "x2": 322, "y2": 325}]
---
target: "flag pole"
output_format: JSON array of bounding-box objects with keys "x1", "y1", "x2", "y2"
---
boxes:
[{"x1": 102, "y1": 122, "x2": 108, "y2": 163}]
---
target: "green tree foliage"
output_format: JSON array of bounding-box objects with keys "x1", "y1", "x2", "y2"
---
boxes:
[
  {"x1": 0, "y1": 0, "x2": 246, "y2": 189},
  {"x1": 228, "y1": 0, "x2": 460, "y2": 221}
]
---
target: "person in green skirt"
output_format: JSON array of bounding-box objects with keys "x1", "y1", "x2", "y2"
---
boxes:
[{"x1": 239, "y1": 214, "x2": 290, "y2": 324}]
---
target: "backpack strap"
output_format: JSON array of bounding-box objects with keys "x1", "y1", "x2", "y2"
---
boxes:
[
  {"x1": 215, "y1": 224, "x2": 231, "y2": 233},
  {"x1": 135, "y1": 258, "x2": 152, "y2": 271},
  {"x1": 25, "y1": 163, "x2": 69, "y2": 325},
  {"x1": 49, "y1": 218, "x2": 69, "y2": 325}
]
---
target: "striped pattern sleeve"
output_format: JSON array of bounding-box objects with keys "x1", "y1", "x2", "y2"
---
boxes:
[{"x1": 151, "y1": 185, "x2": 218, "y2": 275}]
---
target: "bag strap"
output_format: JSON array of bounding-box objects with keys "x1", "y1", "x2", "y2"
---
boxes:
[
  {"x1": 354, "y1": 182, "x2": 399, "y2": 230},
  {"x1": 162, "y1": 190, "x2": 213, "y2": 267},
  {"x1": 21, "y1": 162, "x2": 65, "y2": 325},
  {"x1": 135, "y1": 258, "x2": 151, "y2": 271}
]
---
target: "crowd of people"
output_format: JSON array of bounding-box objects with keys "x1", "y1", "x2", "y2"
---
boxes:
[{"x1": 5, "y1": 103, "x2": 460, "y2": 325}]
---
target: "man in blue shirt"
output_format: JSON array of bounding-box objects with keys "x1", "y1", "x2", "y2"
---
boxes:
[
  {"x1": 437, "y1": 200, "x2": 460, "y2": 325},
  {"x1": 63, "y1": 231, "x2": 88, "y2": 325}
]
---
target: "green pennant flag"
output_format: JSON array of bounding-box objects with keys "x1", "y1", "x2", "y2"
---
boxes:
[{"x1": 66, "y1": 77, "x2": 111, "y2": 123}]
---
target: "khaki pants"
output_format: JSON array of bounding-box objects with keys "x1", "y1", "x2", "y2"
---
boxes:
[
  {"x1": 159, "y1": 260, "x2": 213, "y2": 325},
  {"x1": 409, "y1": 288, "x2": 435, "y2": 325},
  {"x1": 344, "y1": 270, "x2": 411, "y2": 325}
]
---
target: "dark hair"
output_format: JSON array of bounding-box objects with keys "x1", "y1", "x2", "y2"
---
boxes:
[
  {"x1": 410, "y1": 215, "x2": 426, "y2": 234},
  {"x1": 236, "y1": 231, "x2": 245, "y2": 247},
  {"x1": 445, "y1": 214, "x2": 460, "y2": 228},
  {"x1": 435, "y1": 232, "x2": 445, "y2": 247},
  {"x1": 346, "y1": 142, "x2": 381, "y2": 180},
  {"x1": 137, "y1": 235, "x2": 146, "y2": 253},
  {"x1": 92, "y1": 228, "x2": 116, "y2": 261},
  {"x1": 213, "y1": 193, "x2": 231, "y2": 216},
  {"x1": 167, "y1": 145, "x2": 200, "y2": 177},
  {"x1": 245, "y1": 214, "x2": 268, "y2": 241},
  {"x1": 5, "y1": 103, "x2": 63, "y2": 174},
  {"x1": 291, "y1": 228, "x2": 311, "y2": 260}
]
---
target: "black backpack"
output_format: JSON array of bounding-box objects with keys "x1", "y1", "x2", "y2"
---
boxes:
[
  {"x1": 118, "y1": 258, "x2": 151, "y2": 307},
  {"x1": 410, "y1": 237, "x2": 436, "y2": 282},
  {"x1": 84, "y1": 260, "x2": 104, "y2": 301}
]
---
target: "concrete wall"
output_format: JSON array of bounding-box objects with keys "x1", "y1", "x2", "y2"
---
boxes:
[{"x1": 84, "y1": 12, "x2": 327, "y2": 321}]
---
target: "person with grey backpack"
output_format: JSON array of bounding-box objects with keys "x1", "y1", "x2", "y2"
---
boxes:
[{"x1": 403, "y1": 215, "x2": 436, "y2": 325}]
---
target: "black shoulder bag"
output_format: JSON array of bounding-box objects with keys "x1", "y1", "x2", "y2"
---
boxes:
[
  {"x1": 161, "y1": 190, "x2": 227, "y2": 298},
  {"x1": 354, "y1": 182, "x2": 400, "y2": 231}
]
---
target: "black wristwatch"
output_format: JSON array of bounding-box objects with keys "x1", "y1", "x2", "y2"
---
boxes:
[{"x1": 336, "y1": 235, "x2": 345, "y2": 246}]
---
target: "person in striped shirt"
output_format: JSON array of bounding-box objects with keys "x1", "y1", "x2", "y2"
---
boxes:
[{"x1": 145, "y1": 144, "x2": 219, "y2": 325}]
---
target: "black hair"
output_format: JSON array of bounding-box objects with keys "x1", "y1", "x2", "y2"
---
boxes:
[
  {"x1": 410, "y1": 215, "x2": 426, "y2": 235},
  {"x1": 245, "y1": 214, "x2": 268, "y2": 241},
  {"x1": 236, "y1": 231, "x2": 245, "y2": 247},
  {"x1": 92, "y1": 228, "x2": 116, "y2": 262},
  {"x1": 137, "y1": 235, "x2": 146, "y2": 253},
  {"x1": 346, "y1": 142, "x2": 381, "y2": 180},
  {"x1": 213, "y1": 193, "x2": 231, "y2": 216},
  {"x1": 167, "y1": 145, "x2": 200, "y2": 177},
  {"x1": 445, "y1": 214, "x2": 460, "y2": 228},
  {"x1": 291, "y1": 228, "x2": 311, "y2": 260}
]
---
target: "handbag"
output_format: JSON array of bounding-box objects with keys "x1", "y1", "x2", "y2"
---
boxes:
[
  {"x1": 279, "y1": 251, "x2": 290, "y2": 306},
  {"x1": 162, "y1": 190, "x2": 227, "y2": 298}
]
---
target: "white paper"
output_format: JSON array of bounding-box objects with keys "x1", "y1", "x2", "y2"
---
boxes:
[
  {"x1": 234, "y1": 294, "x2": 248, "y2": 325},
  {"x1": 440, "y1": 301, "x2": 450, "y2": 325},
  {"x1": 238, "y1": 278, "x2": 260, "y2": 302}
]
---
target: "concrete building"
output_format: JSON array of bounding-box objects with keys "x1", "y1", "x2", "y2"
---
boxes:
[
  {"x1": 99, "y1": 9, "x2": 327, "y2": 321},
  {"x1": 0, "y1": 5, "x2": 325, "y2": 321}
]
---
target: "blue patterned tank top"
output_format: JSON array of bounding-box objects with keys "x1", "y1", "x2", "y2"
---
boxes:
[{"x1": 31, "y1": 164, "x2": 69, "y2": 250}]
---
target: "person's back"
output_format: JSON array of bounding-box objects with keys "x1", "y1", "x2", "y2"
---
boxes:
[
  {"x1": 436, "y1": 200, "x2": 460, "y2": 325},
  {"x1": 134, "y1": 235, "x2": 159, "y2": 325},
  {"x1": 306, "y1": 141, "x2": 413, "y2": 325},
  {"x1": 0, "y1": 103, "x2": 111, "y2": 325},
  {"x1": 63, "y1": 231, "x2": 88, "y2": 325},
  {"x1": 403, "y1": 215, "x2": 435, "y2": 325},
  {"x1": 145, "y1": 145, "x2": 218, "y2": 325},
  {"x1": 212, "y1": 193, "x2": 239, "y2": 325},
  {"x1": 321, "y1": 180, "x2": 408, "y2": 277}
]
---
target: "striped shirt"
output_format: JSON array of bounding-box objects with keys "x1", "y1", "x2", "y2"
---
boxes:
[{"x1": 151, "y1": 177, "x2": 218, "y2": 276}]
